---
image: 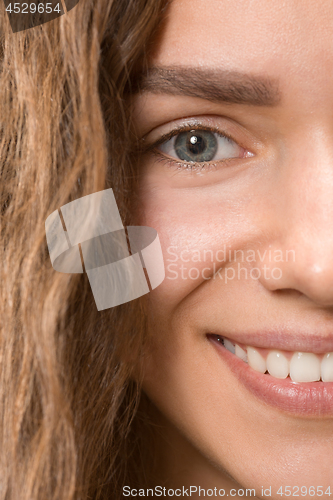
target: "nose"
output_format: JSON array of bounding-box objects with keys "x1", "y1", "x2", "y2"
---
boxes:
[{"x1": 259, "y1": 130, "x2": 333, "y2": 306}]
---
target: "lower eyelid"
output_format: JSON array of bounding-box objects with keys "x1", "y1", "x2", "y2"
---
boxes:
[{"x1": 151, "y1": 149, "x2": 237, "y2": 172}]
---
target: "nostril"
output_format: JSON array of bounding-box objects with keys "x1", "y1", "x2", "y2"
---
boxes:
[{"x1": 272, "y1": 288, "x2": 303, "y2": 297}]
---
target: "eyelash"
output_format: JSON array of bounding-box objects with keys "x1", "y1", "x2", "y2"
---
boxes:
[{"x1": 142, "y1": 124, "x2": 245, "y2": 172}]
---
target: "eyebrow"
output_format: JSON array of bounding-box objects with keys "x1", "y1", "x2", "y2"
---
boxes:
[{"x1": 132, "y1": 66, "x2": 281, "y2": 106}]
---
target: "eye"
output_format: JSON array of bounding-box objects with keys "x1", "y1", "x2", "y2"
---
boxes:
[{"x1": 157, "y1": 129, "x2": 245, "y2": 163}]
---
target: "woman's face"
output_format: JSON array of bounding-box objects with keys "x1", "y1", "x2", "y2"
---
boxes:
[{"x1": 132, "y1": 0, "x2": 333, "y2": 495}]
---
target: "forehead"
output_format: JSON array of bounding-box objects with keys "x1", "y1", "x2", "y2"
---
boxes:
[{"x1": 151, "y1": 0, "x2": 333, "y2": 87}]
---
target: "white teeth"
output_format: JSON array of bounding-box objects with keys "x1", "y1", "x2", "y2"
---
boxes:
[
  {"x1": 321, "y1": 353, "x2": 333, "y2": 382},
  {"x1": 220, "y1": 337, "x2": 333, "y2": 382},
  {"x1": 266, "y1": 350, "x2": 289, "y2": 379},
  {"x1": 223, "y1": 339, "x2": 235, "y2": 354},
  {"x1": 247, "y1": 347, "x2": 267, "y2": 374},
  {"x1": 290, "y1": 352, "x2": 321, "y2": 383},
  {"x1": 235, "y1": 344, "x2": 248, "y2": 362}
]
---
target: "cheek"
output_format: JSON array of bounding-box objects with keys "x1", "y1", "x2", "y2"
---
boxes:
[{"x1": 136, "y1": 171, "x2": 272, "y2": 320}]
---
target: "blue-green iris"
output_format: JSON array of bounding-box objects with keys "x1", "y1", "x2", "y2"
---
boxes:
[{"x1": 174, "y1": 130, "x2": 218, "y2": 162}]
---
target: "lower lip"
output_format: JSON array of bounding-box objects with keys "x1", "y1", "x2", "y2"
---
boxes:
[{"x1": 208, "y1": 334, "x2": 333, "y2": 417}]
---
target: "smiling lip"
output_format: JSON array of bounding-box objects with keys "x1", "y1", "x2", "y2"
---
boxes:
[
  {"x1": 207, "y1": 328, "x2": 333, "y2": 353},
  {"x1": 208, "y1": 334, "x2": 333, "y2": 416}
]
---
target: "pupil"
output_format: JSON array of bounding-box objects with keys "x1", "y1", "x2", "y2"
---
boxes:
[{"x1": 188, "y1": 134, "x2": 205, "y2": 154}]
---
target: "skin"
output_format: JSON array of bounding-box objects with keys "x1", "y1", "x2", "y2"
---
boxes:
[{"x1": 131, "y1": 0, "x2": 333, "y2": 497}]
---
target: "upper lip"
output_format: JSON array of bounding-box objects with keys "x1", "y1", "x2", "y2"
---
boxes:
[{"x1": 209, "y1": 328, "x2": 333, "y2": 353}]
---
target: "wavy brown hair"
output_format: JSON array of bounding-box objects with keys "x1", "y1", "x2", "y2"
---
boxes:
[{"x1": 0, "y1": 0, "x2": 168, "y2": 498}]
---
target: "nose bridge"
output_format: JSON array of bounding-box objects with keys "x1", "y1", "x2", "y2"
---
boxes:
[
  {"x1": 287, "y1": 126, "x2": 333, "y2": 240},
  {"x1": 289, "y1": 144, "x2": 333, "y2": 242},
  {"x1": 259, "y1": 129, "x2": 333, "y2": 304}
]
